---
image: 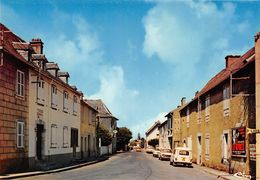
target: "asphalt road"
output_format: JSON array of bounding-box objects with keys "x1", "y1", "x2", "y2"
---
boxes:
[{"x1": 20, "y1": 151, "x2": 218, "y2": 180}]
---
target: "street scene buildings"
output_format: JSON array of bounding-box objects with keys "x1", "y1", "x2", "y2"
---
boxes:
[
  {"x1": 145, "y1": 33, "x2": 259, "y2": 178},
  {"x1": 0, "y1": 23, "x2": 118, "y2": 174}
]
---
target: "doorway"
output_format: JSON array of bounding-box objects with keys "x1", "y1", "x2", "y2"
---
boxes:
[
  {"x1": 197, "y1": 135, "x2": 202, "y2": 165},
  {"x1": 36, "y1": 124, "x2": 44, "y2": 160}
]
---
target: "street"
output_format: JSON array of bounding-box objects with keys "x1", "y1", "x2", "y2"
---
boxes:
[{"x1": 20, "y1": 151, "x2": 217, "y2": 180}]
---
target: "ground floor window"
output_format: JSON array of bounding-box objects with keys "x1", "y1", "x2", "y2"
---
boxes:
[
  {"x1": 205, "y1": 134, "x2": 210, "y2": 160},
  {"x1": 71, "y1": 128, "x2": 78, "y2": 147},
  {"x1": 17, "y1": 120, "x2": 25, "y2": 148}
]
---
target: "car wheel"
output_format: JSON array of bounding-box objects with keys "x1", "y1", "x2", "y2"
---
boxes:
[{"x1": 170, "y1": 161, "x2": 173, "y2": 165}]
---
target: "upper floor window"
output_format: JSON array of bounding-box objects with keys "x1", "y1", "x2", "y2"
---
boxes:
[
  {"x1": 197, "y1": 100, "x2": 202, "y2": 124},
  {"x1": 73, "y1": 95, "x2": 78, "y2": 115},
  {"x1": 63, "y1": 91, "x2": 69, "y2": 112},
  {"x1": 186, "y1": 107, "x2": 190, "y2": 127},
  {"x1": 205, "y1": 95, "x2": 210, "y2": 121},
  {"x1": 51, "y1": 85, "x2": 58, "y2": 109},
  {"x1": 17, "y1": 120, "x2": 25, "y2": 148},
  {"x1": 37, "y1": 78, "x2": 45, "y2": 105},
  {"x1": 223, "y1": 85, "x2": 230, "y2": 117},
  {"x1": 88, "y1": 109, "x2": 92, "y2": 125},
  {"x1": 16, "y1": 70, "x2": 25, "y2": 97}
]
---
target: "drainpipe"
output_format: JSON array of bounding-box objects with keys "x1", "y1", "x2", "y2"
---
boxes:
[{"x1": 255, "y1": 32, "x2": 260, "y2": 180}]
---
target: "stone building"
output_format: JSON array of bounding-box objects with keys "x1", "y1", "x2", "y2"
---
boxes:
[
  {"x1": 87, "y1": 99, "x2": 118, "y2": 155},
  {"x1": 0, "y1": 23, "x2": 32, "y2": 173},
  {"x1": 178, "y1": 43, "x2": 257, "y2": 176},
  {"x1": 80, "y1": 99, "x2": 98, "y2": 159},
  {"x1": 145, "y1": 121, "x2": 160, "y2": 147},
  {"x1": 158, "y1": 120, "x2": 171, "y2": 149}
]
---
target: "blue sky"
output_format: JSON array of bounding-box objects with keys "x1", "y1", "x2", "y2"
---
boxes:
[{"x1": 1, "y1": 0, "x2": 260, "y2": 138}]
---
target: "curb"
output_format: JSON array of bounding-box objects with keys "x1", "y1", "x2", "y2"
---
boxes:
[{"x1": 0, "y1": 157, "x2": 109, "y2": 180}]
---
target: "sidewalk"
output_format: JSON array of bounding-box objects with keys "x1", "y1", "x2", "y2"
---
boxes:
[
  {"x1": 0, "y1": 156, "x2": 109, "y2": 180},
  {"x1": 193, "y1": 164, "x2": 251, "y2": 180}
]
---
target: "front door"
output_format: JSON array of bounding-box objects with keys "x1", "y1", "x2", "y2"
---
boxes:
[
  {"x1": 197, "y1": 135, "x2": 202, "y2": 165},
  {"x1": 36, "y1": 124, "x2": 44, "y2": 160}
]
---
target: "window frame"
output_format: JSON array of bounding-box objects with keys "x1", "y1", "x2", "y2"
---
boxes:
[
  {"x1": 51, "y1": 124, "x2": 58, "y2": 148},
  {"x1": 51, "y1": 85, "x2": 58, "y2": 109},
  {"x1": 16, "y1": 70, "x2": 25, "y2": 97},
  {"x1": 17, "y1": 120, "x2": 25, "y2": 148},
  {"x1": 63, "y1": 91, "x2": 69, "y2": 112}
]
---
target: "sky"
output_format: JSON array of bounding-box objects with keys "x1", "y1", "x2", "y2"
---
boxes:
[{"x1": 1, "y1": 0, "x2": 260, "y2": 138}]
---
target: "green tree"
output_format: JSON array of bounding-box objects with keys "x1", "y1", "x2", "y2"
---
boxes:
[
  {"x1": 97, "y1": 125, "x2": 112, "y2": 146},
  {"x1": 148, "y1": 138, "x2": 159, "y2": 148},
  {"x1": 116, "y1": 127, "x2": 132, "y2": 151}
]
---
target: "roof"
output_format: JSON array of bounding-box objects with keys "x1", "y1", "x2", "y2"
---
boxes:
[
  {"x1": 159, "y1": 120, "x2": 168, "y2": 128},
  {"x1": 46, "y1": 62, "x2": 60, "y2": 70},
  {"x1": 81, "y1": 99, "x2": 99, "y2": 113},
  {"x1": 145, "y1": 120, "x2": 161, "y2": 136},
  {"x1": 58, "y1": 71, "x2": 70, "y2": 77},
  {"x1": 87, "y1": 99, "x2": 118, "y2": 120},
  {"x1": 180, "y1": 47, "x2": 255, "y2": 111},
  {"x1": 0, "y1": 23, "x2": 81, "y2": 96}
]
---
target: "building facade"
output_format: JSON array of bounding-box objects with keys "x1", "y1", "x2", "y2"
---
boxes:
[
  {"x1": 87, "y1": 99, "x2": 118, "y2": 155},
  {"x1": 178, "y1": 46, "x2": 256, "y2": 176},
  {"x1": 28, "y1": 39, "x2": 81, "y2": 169},
  {"x1": 158, "y1": 120, "x2": 171, "y2": 149},
  {"x1": 80, "y1": 99, "x2": 98, "y2": 159},
  {"x1": 0, "y1": 24, "x2": 32, "y2": 173},
  {"x1": 145, "y1": 121, "x2": 160, "y2": 147}
]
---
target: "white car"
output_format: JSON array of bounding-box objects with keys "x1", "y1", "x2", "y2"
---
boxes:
[
  {"x1": 170, "y1": 147, "x2": 192, "y2": 167},
  {"x1": 153, "y1": 148, "x2": 160, "y2": 157},
  {"x1": 158, "y1": 149, "x2": 172, "y2": 160},
  {"x1": 146, "y1": 146, "x2": 155, "y2": 154}
]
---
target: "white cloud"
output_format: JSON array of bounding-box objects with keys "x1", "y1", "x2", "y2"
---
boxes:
[
  {"x1": 131, "y1": 111, "x2": 167, "y2": 138},
  {"x1": 89, "y1": 66, "x2": 139, "y2": 120}
]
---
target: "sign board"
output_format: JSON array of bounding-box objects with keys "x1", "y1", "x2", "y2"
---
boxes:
[
  {"x1": 249, "y1": 144, "x2": 256, "y2": 161},
  {"x1": 231, "y1": 127, "x2": 246, "y2": 157}
]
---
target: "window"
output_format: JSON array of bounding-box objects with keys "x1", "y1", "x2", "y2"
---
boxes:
[
  {"x1": 88, "y1": 109, "x2": 92, "y2": 125},
  {"x1": 51, "y1": 85, "x2": 58, "y2": 109},
  {"x1": 222, "y1": 132, "x2": 230, "y2": 164},
  {"x1": 186, "y1": 107, "x2": 190, "y2": 127},
  {"x1": 16, "y1": 70, "x2": 25, "y2": 97},
  {"x1": 205, "y1": 95, "x2": 210, "y2": 121},
  {"x1": 17, "y1": 121, "x2": 25, "y2": 148},
  {"x1": 37, "y1": 78, "x2": 45, "y2": 105},
  {"x1": 205, "y1": 134, "x2": 210, "y2": 160},
  {"x1": 63, "y1": 126, "x2": 69, "y2": 147},
  {"x1": 0, "y1": 51, "x2": 3, "y2": 66},
  {"x1": 197, "y1": 100, "x2": 202, "y2": 124},
  {"x1": 63, "y1": 91, "x2": 69, "y2": 112},
  {"x1": 73, "y1": 95, "x2": 78, "y2": 115},
  {"x1": 51, "y1": 124, "x2": 58, "y2": 147},
  {"x1": 223, "y1": 85, "x2": 230, "y2": 117}
]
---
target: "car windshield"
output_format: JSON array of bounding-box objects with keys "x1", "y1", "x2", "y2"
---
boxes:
[
  {"x1": 162, "y1": 149, "x2": 171, "y2": 153},
  {"x1": 179, "y1": 150, "x2": 189, "y2": 156}
]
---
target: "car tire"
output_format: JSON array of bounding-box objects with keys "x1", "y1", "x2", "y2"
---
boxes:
[{"x1": 170, "y1": 161, "x2": 173, "y2": 165}]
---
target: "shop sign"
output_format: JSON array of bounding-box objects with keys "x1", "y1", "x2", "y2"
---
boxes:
[{"x1": 231, "y1": 127, "x2": 246, "y2": 157}]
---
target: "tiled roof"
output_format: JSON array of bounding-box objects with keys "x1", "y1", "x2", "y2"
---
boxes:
[
  {"x1": 31, "y1": 54, "x2": 47, "y2": 61},
  {"x1": 87, "y1": 99, "x2": 118, "y2": 120},
  {"x1": 181, "y1": 47, "x2": 255, "y2": 111},
  {"x1": 58, "y1": 71, "x2": 70, "y2": 77},
  {"x1": 46, "y1": 62, "x2": 59, "y2": 70}
]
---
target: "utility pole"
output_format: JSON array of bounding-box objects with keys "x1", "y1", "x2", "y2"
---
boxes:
[{"x1": 255, "y1": 32, "x2": 260, "y2": 180}]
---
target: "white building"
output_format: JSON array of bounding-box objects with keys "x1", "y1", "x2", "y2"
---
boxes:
[
  {"x1": 28, "y1": 39, "x2": 81, "y2": 169},
  {"x1": 158, "y1": 120, "x2": 171, "y2": 149},
  {"x1": 145, "y1": 121, "x2": 161, "y2": 147}
]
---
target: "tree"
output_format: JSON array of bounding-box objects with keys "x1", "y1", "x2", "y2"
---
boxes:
[
  {"x1": 116, "y1": 127, "x2": 132, "y2": 151},
  {"x1": 97, "y1": 125, "x2": 112, "y2": 146},
  {"x1": 148, "y1": 138, "x2": 159, "y2": 148},
  {"x1": 137, "y1": 132, "x2": 141, "y2": 140}
]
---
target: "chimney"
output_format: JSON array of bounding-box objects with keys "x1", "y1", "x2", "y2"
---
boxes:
[
  {"x1": 46, "y1": 62, "x2": 59, "y2": 77},
  {"x1": 225, "y1": 55, "x2": 240, "y2": 68},
  {"x1": 30, "y1": 38, "x2": 43, "y2": 54},
  {"x1": 58, "y1": 71, "x2": 70, "y2": 84},
  {"x1": 181, "y1": 97, "x2": 186, "y2": 106}
]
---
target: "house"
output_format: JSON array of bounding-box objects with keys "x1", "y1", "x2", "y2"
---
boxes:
[
  {"x1": 0, "y1": 23, "x2": 33, "y2": 173},
  {"x1": 158, "y1": 120, "x2": 170, "y2": 149},
  {"x1": 27, "y1": 38, "x2": 82, "y2": 169},
  {"x1": 145, "y1": 121, "x2": 160, "y2": 147},
  {"x1": 87, "y1": 99, "x2": 118, "y2": 155},
  {"x1": 80, "y1": 99, "x2": 98, "y2": 159},
  {"x1": 178, "y1": 35, "x2": 258, "y2": 176},
  {"x1": 165, "y1": 97, "x2": 186, "y2": 149}
]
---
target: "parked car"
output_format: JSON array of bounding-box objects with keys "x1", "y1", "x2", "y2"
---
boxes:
[
  {"x1": 158, "y1": 149, "x2": 172, "y2": 160},
  {"x1": 153, "y1": 147, "x2": 160, "y2": 157},
  {"x1": 136, "y1": 147, "x2": 142, "y2": 152},
  {"x1": 170, "y1": 147, "x2": 192, "y2": 167},
  {"x1": 146, "y1": 146, "x2": 155, "y2": 154}
]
